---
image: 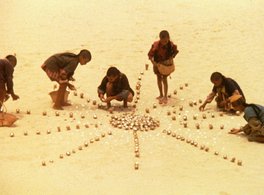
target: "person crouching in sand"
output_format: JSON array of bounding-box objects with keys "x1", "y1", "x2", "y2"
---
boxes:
[
  {"x1": 41, "y1": 49, "x2": 91, "y2": 110},
  {"x1": 148, "y1": 30, "x2": 179, "y2": 104},
  {"x1": 0, "y1": 55, "x2": 19, "y2": 111},
  {"x1": 199, "y1": 72, "x2": 245, "y2": 112},
  {"x1": 229, "y1": 95, "x2": 264, "y2": 143},
  {"x1": 97, "y1": 66, "x2": 134, "y2": 108}
]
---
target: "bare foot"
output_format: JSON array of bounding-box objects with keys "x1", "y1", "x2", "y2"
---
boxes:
[
  {"x1": 53, "y1": 105, "x2": 63, "y2": 110},
  {"x1": 162, "y1": 97, "x2": 168, "y2": 104},
  {"x1": 158, "y1": 97, "x2": 168, "y2": 104},
  {"x1": 156, "y1": 96, "x2": 163, "y2": 100},
  {"x1": 62, "y1": 102, "x2": 72, "y2": 106}
]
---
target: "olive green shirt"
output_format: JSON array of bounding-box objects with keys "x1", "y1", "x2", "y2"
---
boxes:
[{"x1": 44, "y1": 53, "x2": 79, "y2": 76}]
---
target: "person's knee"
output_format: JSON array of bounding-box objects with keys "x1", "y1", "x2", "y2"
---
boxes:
[
  {"x1": 127, "y1": 93, "x2": 133, "y2": 102},
  {"x1": 106, "y1": 82, "x2": 113, "y2": 95}
]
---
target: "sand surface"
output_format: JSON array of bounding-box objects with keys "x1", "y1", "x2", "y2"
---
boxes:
[{"x1": 1, "y1": 0, "x2": 264, "y2": 194}]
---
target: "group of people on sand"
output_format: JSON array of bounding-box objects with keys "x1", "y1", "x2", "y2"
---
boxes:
[{"x1": 1, "y1": 30, "x2": 264, "y2": 143}]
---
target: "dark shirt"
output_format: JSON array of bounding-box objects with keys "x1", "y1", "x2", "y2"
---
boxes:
[
  {"x1": 148, "y1": 40, "x2": 178, "y2": 63},
  {"x1": 212, "y1": 77, "x2": 245, "y2": 100},
  {"x1": 98, "y1": 73, "x2": 134, "y2": 97},
  {"x1": 44, "y1": 53, "x2": 79, "y2": 78},
  {"x1": 0, "y1": 59, "x2": 14, "y2": 94},
  {"x1": 244, "y1": 104, "x2": 264, "y2": 123}
]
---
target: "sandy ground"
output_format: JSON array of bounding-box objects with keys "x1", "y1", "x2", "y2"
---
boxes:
[{"x1": 1, "y1": 0, "x2": 264, "y2": 194}]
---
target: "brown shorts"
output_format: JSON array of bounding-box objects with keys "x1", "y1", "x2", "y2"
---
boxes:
[{"x1": 41, "y1": 64, "x2": 66, "y2": 82}]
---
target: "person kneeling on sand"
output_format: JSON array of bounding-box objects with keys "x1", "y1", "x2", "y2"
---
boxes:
[
  {"x1": 97, "y1": 66, "x2": 134, "y2": 108},
  {"x1": 199, "y1": 72, "x2": 245, "y2": 112},
  {"x1": 0, "y1": 55, "x2": 19, "y2": 111},
  {"x1": 41, "y1": 50, "x2": 91, "y2": 110},
  {"x1": 229, "y1": 95, "x2": 264, "y2": 143}
]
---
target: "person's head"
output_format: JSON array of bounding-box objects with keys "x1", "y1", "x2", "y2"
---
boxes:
[
  {"x1": 78, "y1": 49, "x2": 91, "y2": 65},
  {"x1": 229, "y1": 95, "x2": 246, "y2": 112},
  {"x1": 210, "y1": 72, "x2": 224, "y2": 87},
  {"x1": 106, "y1": 67, "x2": 120, "y2": 83},
  {"x1": 159, "y1": 30, "x2": 170, "y2": 46},
  {"x1": 6, "y1": 55, "x2": 17, "y2": 67}
]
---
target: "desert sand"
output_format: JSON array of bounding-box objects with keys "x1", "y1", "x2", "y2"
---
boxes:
[{"x1": 1, "y1": 0, "x2": 264, "y2": 194}]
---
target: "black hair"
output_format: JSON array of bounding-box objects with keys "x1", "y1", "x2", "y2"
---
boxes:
[
  {"x1": 210, "y1": 72, "x2": 225, "y2": 82},
  {"x1": 159, "y1": 30, "x2": 174, "y2": 57},
  {"x1": 6, "y1": 55, "x2": 17, "y2": 66},
  {"x1": 231, "y1": 97, "x2": 246, "y2": 107},
  {"x1": 79, "y1": 49, "x2": 91, "y2": 60},
  {"x1": 159, "y1": 30, "x2": 170, "y2": 39},
  {"x1": 107, "y1": 67, "x2": 120, "y2": 77}
]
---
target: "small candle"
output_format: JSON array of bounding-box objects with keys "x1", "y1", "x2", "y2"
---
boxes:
[{"x1": 134, "y1": 162, "x2": 139, "y2": 170}]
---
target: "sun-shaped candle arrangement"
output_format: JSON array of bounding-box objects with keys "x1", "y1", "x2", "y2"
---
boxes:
[{"x1": 8, "y1": 66, "x2": 243, "y2": 169}]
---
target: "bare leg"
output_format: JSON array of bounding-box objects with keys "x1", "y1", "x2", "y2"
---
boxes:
[
  {"x1": 162, "y1": 76, "x2": 168, "y2": 104},
  {"x1": 53, "y1": 83, "x2": 67, "y2": 110},
  {"x1": 123, "y1": 99, "x2": 128, "y2": 108},
  {"x1": 163, "y1": 76, "x2": 168, "y2": 98},
  {"x1": 106, "y1": 82, "x2": 114, "y2": 108},
  {"x1": 0, "y1": 85, "x2": 6, "y2": 112},
  {"x1": 157, "y1": 74, "x2": 163, "y2": 98}
]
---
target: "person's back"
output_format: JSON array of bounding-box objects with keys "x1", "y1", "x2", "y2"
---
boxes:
[
  {"x1": 0, "y1": 58, "x2": 13, "y2": 84},
  {"x1": 111, "y1": 73, "x2": 134, "y2": 96},
  {"x1": 244, "y1": 104, "x2": 264, "y2": 124},
  {"x1": 224, "y1": 77, "x2": 245, "y2": 100},
  {"x1": 0, "y1": 55, "x2": 19, "y2": 110}
]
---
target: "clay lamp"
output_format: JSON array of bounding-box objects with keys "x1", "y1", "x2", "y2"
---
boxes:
[
  {"x1": 134, "y1": 162, "x2": 139, "y2": 170},
  {"x1": 10, "y1": 132, "x2": 15, "y2": 137},
  {"x1": 57, "y1": 127, "x2": 61, "y2": 132}
]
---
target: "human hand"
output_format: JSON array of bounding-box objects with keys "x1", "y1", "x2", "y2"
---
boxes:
[
  {"x1": 69, "y1": 76, "x2": 75, "y2": 81},
  {"x1": 229, "y1": 128, "x2": 241, "y2": 134},
  {"x1": 199, "y1": 103, "x2": 206, "y2": 111},
  {"x1": 99, "y1": 93, "x2": 105, "y2": 102},
  {"x1": 104, "y1": 96, "x2": 113, "y2": 103},
  {"x1": 67, "y1": 83, "x2": 76, "y2": 90},
  {"x1": 11, "y1": 93, "x2": 19, "y2": 100}
]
